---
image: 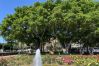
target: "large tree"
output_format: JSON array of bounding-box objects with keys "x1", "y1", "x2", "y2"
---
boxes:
[{"x1": 0, "y1": 0, "x2": 99, "y2": 50}]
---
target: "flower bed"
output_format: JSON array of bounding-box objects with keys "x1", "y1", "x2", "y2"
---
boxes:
[
  {"x1": 0, "y1": 55, "x2": 99, "y2": 66},
  {"x1": 43, "y1": 55, "x2": 99, "y2": 66}
]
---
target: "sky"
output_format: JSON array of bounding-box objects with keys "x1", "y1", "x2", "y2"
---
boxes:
[{"x1": 0, "y1": 0, "x2": 45, "y2": 43}]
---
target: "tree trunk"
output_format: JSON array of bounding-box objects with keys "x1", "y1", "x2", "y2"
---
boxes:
[
  {"x1": 35, "y1": 37, "x2": 40, "y2": 50},
  {"x1": 40, "y1": 43, "x2": 42, "y2": 52},
  {"x1": 68, "y1": 44, "x2": 71, "y2": 53},
  {"x1": 42, "y1": 43, "x2": 44, "y2": 52}
]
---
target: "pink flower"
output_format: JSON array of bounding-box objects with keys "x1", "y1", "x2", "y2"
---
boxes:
[{"x1": 61, "y1": 56, "x2": 74, "y2": 64}]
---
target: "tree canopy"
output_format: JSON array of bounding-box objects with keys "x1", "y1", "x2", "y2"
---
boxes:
[{"x1": 0, "y1": 0, "x2": 99, "y2": 49}]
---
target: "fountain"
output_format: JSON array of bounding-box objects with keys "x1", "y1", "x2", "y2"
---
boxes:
[{"x1": 32, "y1": 49, "x2": 42, "y2": 66}]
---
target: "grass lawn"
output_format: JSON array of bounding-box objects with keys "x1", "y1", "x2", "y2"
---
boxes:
[{"x1": 0, "y1": 54, "x2": 99, "y2": 66}]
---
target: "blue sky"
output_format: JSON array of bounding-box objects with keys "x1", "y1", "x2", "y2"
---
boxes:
[
  {"x1": 0, "y1": 0, "x2": 44, "y2": 43},
  {"x1": 0, "y1": 0, "x2": 45, "y2": 24}
]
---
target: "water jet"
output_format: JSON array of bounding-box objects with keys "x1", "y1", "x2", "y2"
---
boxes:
[{"x1": 32, "y1": 49, "x2": 42, "y2": 66}]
